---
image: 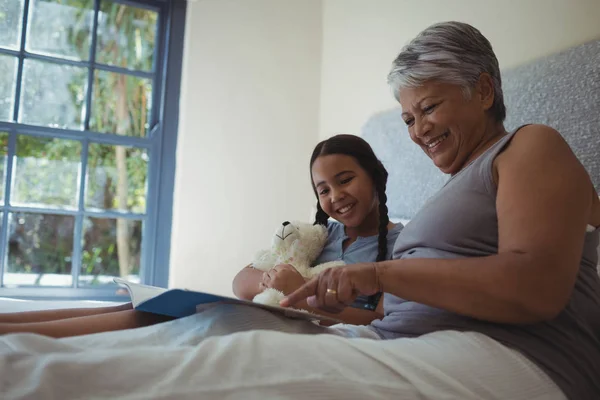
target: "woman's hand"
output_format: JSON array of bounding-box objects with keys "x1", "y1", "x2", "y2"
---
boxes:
[
  {"x1": 280, "y1": 263, "x2": 382, "y2": 313},
  {"x1": 260, "y1": 264, "x2": 306, "y2": 295}
]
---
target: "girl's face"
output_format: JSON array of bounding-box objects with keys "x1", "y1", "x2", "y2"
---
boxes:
[{"x1": 311, "y1": 154, "x2": 378, "y2": 230}]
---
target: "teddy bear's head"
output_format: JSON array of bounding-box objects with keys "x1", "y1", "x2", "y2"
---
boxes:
[{"x1": 270, "y1": 221, "x2": 328, "y2": 270}]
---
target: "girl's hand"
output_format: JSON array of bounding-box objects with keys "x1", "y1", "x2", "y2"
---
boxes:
[
  {"x1": 280, "y1": 263, "x2": 381, "y2": 313},
  {"x1": 260, "y1": 264, "x2": 306, "y2": 295}
]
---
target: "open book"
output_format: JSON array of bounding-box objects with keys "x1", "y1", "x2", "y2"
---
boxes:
[{"x1": 114, "y1": 278, "x2": 342, "y2": 324}]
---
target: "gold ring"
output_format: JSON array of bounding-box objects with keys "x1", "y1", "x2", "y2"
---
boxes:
[{"x1": 326, "y1": 288, "x2": 337, "y2": 295}]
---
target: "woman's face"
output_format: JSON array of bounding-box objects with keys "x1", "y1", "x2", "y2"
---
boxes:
[
  {"x1": 311, "y1": 154, "x2": 377, "y2": 229},
  {"x1": 398, "y1": 79, "x2": 494, "y2": 174}
]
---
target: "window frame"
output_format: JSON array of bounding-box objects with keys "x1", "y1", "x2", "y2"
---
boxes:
[{"x1": 0, "y1": 0, "x2": 186, "y2": 301}]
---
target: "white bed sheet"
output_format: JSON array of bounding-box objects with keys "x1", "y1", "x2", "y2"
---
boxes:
[
  {"x1": 0, "y1": 302, "x2": 563, "y2": 400},
  {"x1": 1, "y1": 304, "x2": 390, "y2": 400}
]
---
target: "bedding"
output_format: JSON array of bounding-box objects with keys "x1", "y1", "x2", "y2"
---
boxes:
[{"x1": 0, "y1": 304, "x2": 564, "y2": 400}]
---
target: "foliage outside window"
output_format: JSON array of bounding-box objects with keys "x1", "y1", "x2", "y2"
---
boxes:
[{"x1": 0, "y1": 0, "x2": 174, "y2": 293}]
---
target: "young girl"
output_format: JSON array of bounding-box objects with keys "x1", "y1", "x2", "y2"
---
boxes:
[
  {"x1": 233, "y1": 134, "x2": 402, "y2": 325},
  {"x1": 0, "y1": 134, "x2": 401, "y2": 337}
]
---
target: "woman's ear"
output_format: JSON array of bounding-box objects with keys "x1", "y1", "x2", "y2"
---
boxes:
[{"x1": 476, "y1": 73, "x2": 495, "y2": 111}]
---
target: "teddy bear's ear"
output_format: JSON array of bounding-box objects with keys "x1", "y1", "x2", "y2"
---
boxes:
[{"x1": 290, "y1": 220, "x2": 306, "y2": 229}]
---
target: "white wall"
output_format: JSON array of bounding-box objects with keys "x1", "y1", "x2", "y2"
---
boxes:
[
  {"x1": 170, "y1": 0, "x2": 323, "y2": 294},
  {"x1": 320, "y1": 0, "x2": 600, "y2": 138}
]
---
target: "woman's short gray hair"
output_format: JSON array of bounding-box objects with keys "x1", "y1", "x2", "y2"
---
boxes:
[{"x1": 388, "y1": 21, "x2": 506, "y2": 122}]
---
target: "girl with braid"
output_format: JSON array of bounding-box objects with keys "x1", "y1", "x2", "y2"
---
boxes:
[
  {"x1": 0, "y1": 134, "x2": 401, "y2": 337},
  {"x1": 233, "y1": 134, "x2": 403, "y2": 325}
]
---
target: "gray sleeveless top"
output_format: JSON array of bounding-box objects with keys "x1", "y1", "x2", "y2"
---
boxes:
[{"x1": 371, "y1": 129, "x2": 600, "y2": 400}]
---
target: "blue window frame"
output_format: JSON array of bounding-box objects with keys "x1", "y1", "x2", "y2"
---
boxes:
[{"x1": 0, "y1": 0, "x2": 185, "y2": 300}]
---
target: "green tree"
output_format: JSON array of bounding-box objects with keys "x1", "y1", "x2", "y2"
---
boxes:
[
  {"x1": 8, "y1": 0, "x2": 155, "y2": 283},
  {"x1": 83, "y1": 0, "x2": 155, "y2": 278}
]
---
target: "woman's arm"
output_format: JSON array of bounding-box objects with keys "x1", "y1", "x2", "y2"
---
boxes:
[
  {"x1": 285, "y1": 125, "x2": 594, "y2": 325},
  {"x1": 234, "y1": 264, "x2": 383, "y2": 324}
]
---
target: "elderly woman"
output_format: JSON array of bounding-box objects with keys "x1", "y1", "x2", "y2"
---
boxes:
[
  {"x1": 2, "y1": 22, "x2": 599, "y2": 400},
  {"x1": 284, "y1": 21, "x2": 600, "y2": 399}
]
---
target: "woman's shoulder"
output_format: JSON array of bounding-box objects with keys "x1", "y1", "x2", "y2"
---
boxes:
[
  {"x1": 494, "y1": 123, "x2": 593, "y2": 216},
  {"x1": 503, "y1": 124, "x2": 565, "y2": 155},
  {"x1": 494, "y1": 124, "x2": 579, "y2": 183}
]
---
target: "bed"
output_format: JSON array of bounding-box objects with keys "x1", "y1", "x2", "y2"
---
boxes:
[{"x1": 1, "y1": 39, "x2": 599, "y2": 399}]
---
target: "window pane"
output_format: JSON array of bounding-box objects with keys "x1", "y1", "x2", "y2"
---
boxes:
[
  {"x1": 97, "y1": 1, "x2": 157, "y2": 71},
  {"x1": 19, "y1": 59, "x2": 87, "y2": 129},
  {"x1": 0, "y1": 131, "x2": 7, "y2": 203},
  {"x1": 90, "y1": 70, "x2": 151, "y2": 136},
  {"x1": 12, "y1": 135, "x2": 81, "y2": 209},
  {"x1": 86, "y1": 143, "x2": 147, "y2": 213},
  {"x1": 26, "y1": 0, "x2": 94, "y2": 61},
  {"x1": 4, "y1": 212, "x2": 74, "y2": 287},
  {"x1": 80, "y1": 217, "x2": 141, "y2": 286},
  {"x1": 0, "y1": 0, "x2": 23, "y2": 50},
  {"x1": 0, "y1": 54, "x2": 16, "y2": 121}
]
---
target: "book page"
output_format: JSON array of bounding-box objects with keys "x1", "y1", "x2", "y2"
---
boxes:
[
  {"x1": 113, "y1": 278, "x2": 167, "y2": 307},
  {"x1": 195, "y1": 297, "x2": 341, "y2": 324},
  {"x1": 114, "y1": 280, "x2": 343, "y2": 324}
]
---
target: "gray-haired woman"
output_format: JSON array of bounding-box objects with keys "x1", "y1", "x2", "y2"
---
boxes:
[{"x1": 286, "y1": 21, "x2": 600, "y2": 399}]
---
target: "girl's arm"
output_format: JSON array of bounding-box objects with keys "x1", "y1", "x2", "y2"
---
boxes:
[
  {"x1": 0, "y1": 303, "x2": 132, "y2": 324},
  {"x1": 294, "y1": 296, "x2": 383, "y2": 326},
  {"x1": 232, "y1": 265, "x2": 263, "y2": 300},
  {"x1": 0, "y1": 309, "x2": 173, "y2": 338}
]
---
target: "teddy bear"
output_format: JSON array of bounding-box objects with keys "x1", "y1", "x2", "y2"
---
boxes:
[{"x1": 251, "y1": 220, "x2": 345, "y2": 307}]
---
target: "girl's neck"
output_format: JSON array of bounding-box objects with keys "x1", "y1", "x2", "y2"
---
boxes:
[{"x1": 344, "y1": 209, "x2": 382, "y2": 240}]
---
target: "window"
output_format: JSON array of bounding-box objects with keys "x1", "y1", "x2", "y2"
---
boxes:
[{"x1": 0, "y1": 0, "x2": 185, "y2": 300}]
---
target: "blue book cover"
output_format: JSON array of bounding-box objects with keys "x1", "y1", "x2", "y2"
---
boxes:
[{"x1": 114, "y1": 278, "x2": 341, "y2": 324}]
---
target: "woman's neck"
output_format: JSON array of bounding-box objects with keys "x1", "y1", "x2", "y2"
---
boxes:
[{"x1": 459, "y1": 122, "x2": 507, "y2": 173}]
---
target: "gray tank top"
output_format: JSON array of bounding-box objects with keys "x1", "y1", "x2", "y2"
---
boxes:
[{"x1": 371, "y1": 128, "x2": 600, "y2": 400}]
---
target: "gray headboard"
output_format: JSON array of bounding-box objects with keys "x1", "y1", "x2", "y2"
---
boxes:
[{"x1": 362, "y1": 39, "x2": 600, "y2": 221}]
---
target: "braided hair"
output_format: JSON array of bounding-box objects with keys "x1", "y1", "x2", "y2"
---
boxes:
[{"x1": 310, "y1": 134, "x2": 390, "y2": 262}]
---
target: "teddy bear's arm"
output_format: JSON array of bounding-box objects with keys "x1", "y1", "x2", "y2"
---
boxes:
[
  {"x1": 252, "y1": 250, "x2": 276, "y2": 271},
  {"x1": 308, "y1": 260, "x2": 346, "y2": 278}
]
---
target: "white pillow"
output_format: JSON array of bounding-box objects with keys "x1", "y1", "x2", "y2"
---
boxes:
[{"x1": 390, "y1": 218, "x2": 410, "y2": 226}]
